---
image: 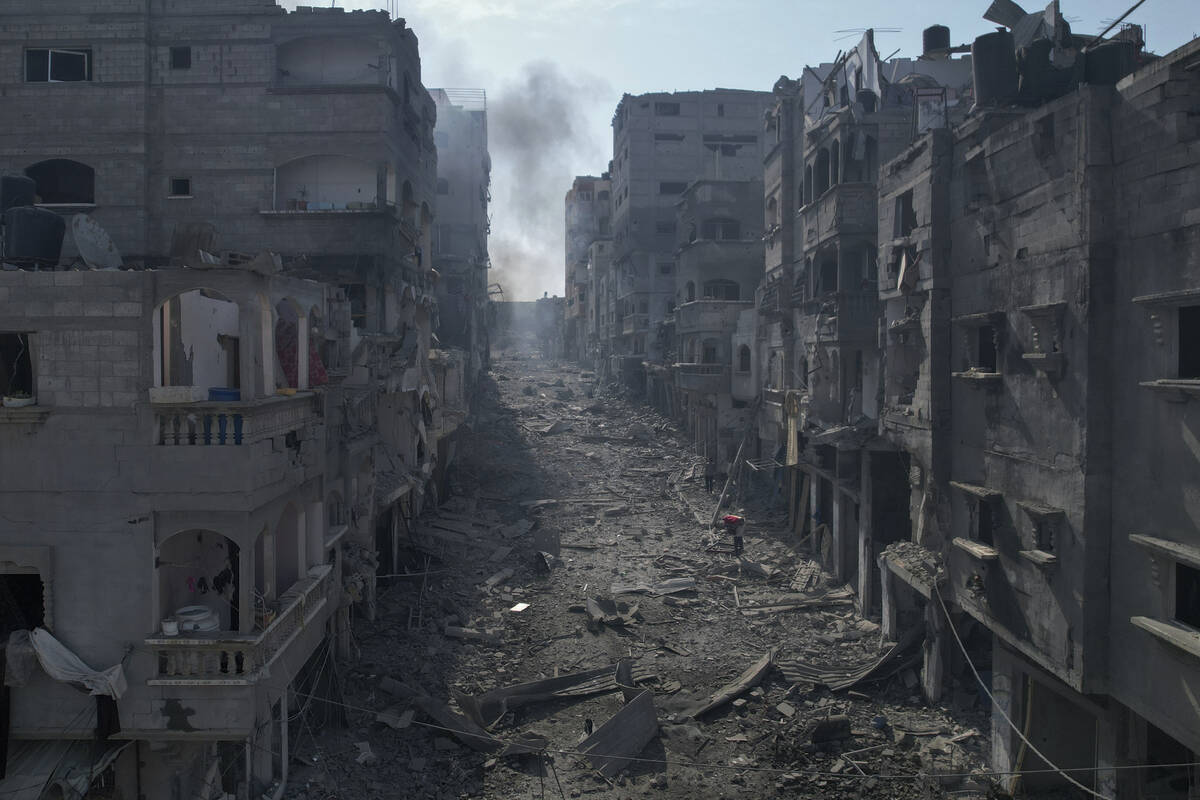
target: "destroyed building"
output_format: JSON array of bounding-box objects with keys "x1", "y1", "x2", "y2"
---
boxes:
[
  {"x1": 607, "y1": 89, "x2": 774, "y2": 388},
  {"x1": 0, "y1": 2, "x2": 481, "y2": 798},
  {"x1": 563, "y1": 175, "x2": 611, "y2": 365}
]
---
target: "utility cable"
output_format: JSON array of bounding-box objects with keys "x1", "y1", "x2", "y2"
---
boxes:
[{"x1": 932, "y1": 584, "x2": 1113, "y2": 799}]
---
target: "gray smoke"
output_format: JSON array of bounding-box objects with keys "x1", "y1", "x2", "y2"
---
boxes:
[{"x1": 488, "y1": 61, "x2": 610, "y2": 301}]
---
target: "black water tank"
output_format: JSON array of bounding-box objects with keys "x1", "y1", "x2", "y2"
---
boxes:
[
  {"x1": 1085, "y1": 40, "x2": 1138, "y2": 85},
  {"x1": 0, "y1": 176, "x2": 35, "y2": 214},
  {"x1": 972, "y1": 31, "x2": 1018, "y2": 108},
  {"x1": 4, "y1": 206, "x2": 65, "y2": 265},
  {"x1": 923, "y1": 25, "x2": 951, "y2": 56}
]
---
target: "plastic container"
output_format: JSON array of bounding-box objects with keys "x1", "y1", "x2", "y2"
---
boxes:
[
  {"x1": 4, "y1": 205, "x2": 66, "y2": 264},
  {"x1": 161, "y1": 618, "x2": 179, "y2": 636}
]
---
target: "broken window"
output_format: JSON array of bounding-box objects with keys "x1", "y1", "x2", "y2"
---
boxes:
[
  {"x1": 703, "y1": 280, "x2": 739, "y2": 301},
  {"x1": 1176, "y1": 563, "x2": 1200, "y2": 629},
  {"x1": 0, "y1": 575, "x2": 45, "y2": 638},
  {"x1": 701, "y1": 218, "x2": 740, "y2": 240},
  {"x1": 977, "y1": 325, "x2": 999, "y2": 373},
  {"x1": 975, "y1": 502, "x2": 995, "y2": 546},
  {"x1": 0, "y1": 333, "x2": 34, "y2": 399},
  {"x1": 341, "y1": 284, "x2": 367, "y2": 330},
  {"x1": 654, "y1": 102, "x2": 680, "y2": 116},
  {"x1": 894, "y1": 190, "x2": 917, "y2": 238},
  {"x1": 25, "y1": 48, "x2": 92, "y2": 82},
  {"x1": 657, "y1": 262, "x2": 673, "y2": 275},
  {"x1": 1034, "y1": 519, "x2": 1055, "y2": 552},
  {"x1": 169, "y1": 177, "x2": 191, "y2": 197},
  {"x1": 170, "y1": 46, "x2": 192, "y2": 70},
  {"x1": 25, "y1": 159, "x2": 94, "y2": 205},
  {"x1": 659, "y1": 182, "x2": 687, "y2": 195},
  {"x1": 1179, "y1": 306, "x2": 1200, "y2": 379},
  {"x1": 738, "y1": 345, "x2": 751, "y2": 373}
]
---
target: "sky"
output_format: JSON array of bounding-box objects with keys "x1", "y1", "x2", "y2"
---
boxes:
[{"x1": 283, "y1": 0, "x2": 1196, "y2": 300}]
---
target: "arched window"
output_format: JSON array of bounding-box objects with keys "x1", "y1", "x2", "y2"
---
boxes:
[
  {"x1": 738, "y1": 345, "x2": 752, "y2": 373},
  {"x1": 830, "y1": 138, "x2": 840, "y2": 185},
  {"x1": 766, "y1": 196, "x2": 778, "y2": 228},
  {"x1": 685, "y1": 281, "x2": 696, "y2": 303},
  {"x1": 26, "y1": 159, "x2": 94, "y2": 205},
  {"x1": 815, "y1": 149, "x2": 830, "y2": 197}
]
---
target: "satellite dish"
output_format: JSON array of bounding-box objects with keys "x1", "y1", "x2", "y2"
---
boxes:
[{"x1": 71, "y1": 213, "x2": 123, "y2": 270}]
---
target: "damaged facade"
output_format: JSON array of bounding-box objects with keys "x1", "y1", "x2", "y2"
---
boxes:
[
  {"x1": 569, "y1": 5, "x2": 1200, "y2": 795},
  {"x1": 0, "y1": 2, "x2": 487, "y2": 798}
]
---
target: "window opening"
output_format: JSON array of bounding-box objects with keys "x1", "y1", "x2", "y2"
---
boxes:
[
  {"x1": 0, "y1": 333, "x2": 34, "y2": 398},
  {"x1": 169, "y1": 177, "x2": 191, "y2": 197},
  {"x1": 977, "y1": 325, "x2": 998, "y2": 373},
  {"x1": 659, "y1": 182, "x2": 687, "y2": 195},
  {"x1": 1176, "y1": 563, "x2": 1200, "y2": 629},
  {"x1": 25, "y1": 48, "x2": 92, "y2": 82},
  {"x1": 654, "y1": 102, "x2": 680, "y2": 116},
  {"x1": 738, "y1": 345, "x2": 751, "y2": 373},
  {"x1": 716, "y1": 103, "x2": 725, "y2": 117},
  {"x1": 976, "y1": 502, "x2": 994, "y2": 546},
  {"x1": 25, "y1": 160, "x2": 95, "y2": 205},
  {"x1": 895, "y1": 190, "x2": 917, "y2": 237},
  {"x1": 658, "y1": 262, "x2": 672, "y2": 275},
  {"x1": 341, "y1": 284, "x2": 367, "y2": 330},
  {"x1": 1179, "y1": 306, "x2": 1200, "y2": 379},
  {"x1": 170, "y1": 46, "x2": 192, "y2": 70},
  {"x1": 0, "y1": 575, "x2": 45, "y2": 639}
]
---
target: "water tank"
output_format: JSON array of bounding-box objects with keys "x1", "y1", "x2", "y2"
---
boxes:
[
  {"x1": 972, "y1": 31, "x2": 1018, "y2": 108},
  {"x1": 0, "y1": 176, "x2": 35, "y2": 213},
  {"x1": 4, "y1": 206, "x2": 65, "y2": 265},
  {"x1": 1085, "y1": 40, "x2": 1138, "y2": 85},
  {"x1": 923, "y1": 25, "x2": 951, "y2": 56}
]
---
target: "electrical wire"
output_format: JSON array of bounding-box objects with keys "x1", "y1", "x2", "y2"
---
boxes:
[{"x1": 932, "y1": 584, "x2": 1114, "y2": 799}]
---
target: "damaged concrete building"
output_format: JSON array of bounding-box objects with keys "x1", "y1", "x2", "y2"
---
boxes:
[
  {"x1": 563, "y1": 175, "x2": 611, "y2": 365},
  {"x1": 0, "y1": 2, "x2": 479, "y2": 797},
  {"x1": 606, "y1": 89, "x2": 773, "y2": 389},
  {"x1": 873, "y1": 18, "x2": 1200, "y2": 796}
]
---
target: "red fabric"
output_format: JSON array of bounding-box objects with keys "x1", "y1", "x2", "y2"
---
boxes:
[{"x1": 275, "y1": 319, "x2": 328, "y2": 388}]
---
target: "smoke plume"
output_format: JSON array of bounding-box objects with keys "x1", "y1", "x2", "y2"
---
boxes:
[{"x1": 487, "y1": 61, "x2": 610, "y2": 301}]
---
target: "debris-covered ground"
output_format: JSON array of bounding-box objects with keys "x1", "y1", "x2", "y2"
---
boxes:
[{"x1": 285, "y1": 349, "x2": 998, "y2": 799}]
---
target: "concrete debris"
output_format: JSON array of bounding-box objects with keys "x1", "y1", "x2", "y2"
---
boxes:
[
  {"x1": 609, "y1": 577, "x2": 696, "y2": 596},
  {"x1": 375, "y1": 705, "x2": 415, "y2": 730},
  {"x1": 584, "y1": 597, "x2": 640, "y2": 629},
  {"x1": 776, "y1": 625, "x2": 924, "y2": 691},
  {"x1": 483, "y1": 567, "x2": 514, "y2": 588},
  {"x1": 810, "y1": 714, "x2": 853, "y2": 744},
  {"x1": 444, "y1": 626, "x2": 503, "y2": 646},
  {"x1": 380, "y1": 678, "x2": 546, "y2": 756}
]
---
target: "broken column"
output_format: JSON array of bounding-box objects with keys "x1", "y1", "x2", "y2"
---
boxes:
[{"x1": 922, "y1": 595, "x2": 947, "y2": 703}]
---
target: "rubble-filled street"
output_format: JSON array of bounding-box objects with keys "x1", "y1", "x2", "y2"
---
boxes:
[{"x1": 285, "y1": 347, "x2": 994, "y2": 799}]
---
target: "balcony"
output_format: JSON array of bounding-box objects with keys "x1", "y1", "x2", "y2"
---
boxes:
[
  {"x1": 146, "y1": 565, "x2": 336, "y2": 686},
  {"x1": 153, "y1": 393, "x2": 317, "y2": 446},
  {"x1": 622, "y1": 314, "x2": 648, "y2": 335},
  {"x1": 676, "y1": 300, "x2": 753, "y2": 336},
  {"x1": 676, "y1": 363, "x2": 730, "y2": 394},
  {"x1": 800, "y1": 183, "x2": 876, "y2": 246},
  {"x1": 799, "y1": 291, "x2": 878, "y2": 342}
]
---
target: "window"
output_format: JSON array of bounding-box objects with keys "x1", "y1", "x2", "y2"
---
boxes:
[
  {"x1": 169, "y1": 177, "x2": 191, "y2": 198},
  {"x1": 658, "y1": 262, "x2": 673, "y2": 275},
  {"x1": 654, "y1": 133, "x2": 685, "y2": 142},
  {"x1": 25, "y1": 159, "x2": 94, "y2": 205},
  {"x1": 701, "y1": 218, "x2": 740, "y2": 240},
  {"x1": 717, "y1": 103, "x2": 725, "y2": 117},
  {"x1": 25, "y1": 48, "x2": 92, "y2": 82},
  {"x1": 975, "y1": 501, "x2": 995, "y2": 546},
  {"x1": 654, "y1": 101, "x2": 680, "y2": 116},
  {"x1": 1179, "y1": 306, "x2": 1200, "y2": 379},
  {"x1": 894, "y1": 190, "x2": 917, "y2": 237},
  {"x1": 1034, "y1": 519, "x2": 1055, "y2": 552},
  {"x1": 702, "y1": 279, "x2": 740, "y2": 301},
  {"x1": 341, "y1": 284, "x2": 367, "y2": 330},
  {"x1": 659, "y1": 182, "x2": 687, "y2": 195},
  {"x1": 685, "y1": 282, "x2": 696, "y2": 302},
  {"x1": 738, "y1": 345, "x2": 751, "y2": 373},
  {"x1": 702, "y1": 343, "x2": 718, "y2": 364},
  {"x1": 170, "y1": 46, "x2": 192, "y2": 70},
  {"x1": 436, "y1": 178, "x2": 450, "y2": 195},
  {"x1": 1176, "y1": 563, "x2": 1200, "y2": 629},
  {"x1": 0, "y1": 333, "x2": 34, "y2": 398},
  {"x1": 598, "y1": 217, "x2": 610, "y2": 235},
  {"x1": 597, "y1": 190, "x2": 609, "y2": 203},
  {"x1": 977, "y1": 325, "x2": 998, "y2": 373}
]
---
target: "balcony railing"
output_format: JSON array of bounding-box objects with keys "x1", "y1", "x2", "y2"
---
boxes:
[
  {"x1": 676, "y1": 363, "x2": 730, "y2": 393},
  {"x1": 153, "y1": 393, "x2": 316, "y2": 446},
  {"x1": 623, "y1": 313, "x2": 648, "y2": 335},
  {"x1": 146, "y1": 565, "x2": 336, "y2": 685},
  {"x1": 800, "y1": 182, "x2": 876, "y2": 245},
  {"x1": 676, "y1": 300, "x2": 753, "y2": 335}
]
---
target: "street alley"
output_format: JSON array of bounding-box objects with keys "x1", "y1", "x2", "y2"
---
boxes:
[{"x1": 284, "y1": 344, "x2": 995, "y2": 800}]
